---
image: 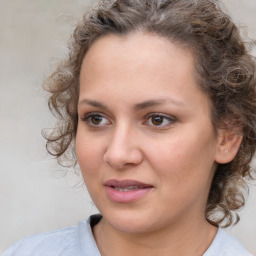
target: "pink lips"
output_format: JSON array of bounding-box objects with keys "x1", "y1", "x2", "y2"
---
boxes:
[{"x1": 104, "y1": 179, "x2": 153, "y2": 203}]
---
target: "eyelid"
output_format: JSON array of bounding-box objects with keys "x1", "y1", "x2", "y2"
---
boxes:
[
  {"x1": 81, "y1": 111, "x2": 103, "y2": 120},
  {"x1": 143, "y1": 112, "x2": 176, "y2": 127},
  {"x1": 81, "y1": 112, "x2": 112, "y2": 126}
]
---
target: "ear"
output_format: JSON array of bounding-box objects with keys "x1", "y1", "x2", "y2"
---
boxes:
[{"x1": 215, "y1": 128, "x2": 243, "y2": 164}]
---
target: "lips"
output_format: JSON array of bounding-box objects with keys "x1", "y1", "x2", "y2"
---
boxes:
[{"x1": 104, "y1": 179, "x2": 153, "y2": 203}]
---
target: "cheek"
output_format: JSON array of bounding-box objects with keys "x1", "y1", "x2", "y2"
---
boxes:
[
  {"x1": 76, "y1": 130, "x2": 104, "y2": 176},
  {"x1": 146, "y1": 130, "x2": 217, "y2": 187},
  {"x1": 147, "y1": 134, "x2": 216, "y2": 213}
]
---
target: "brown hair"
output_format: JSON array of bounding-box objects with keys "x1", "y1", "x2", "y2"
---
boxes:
[{"x1": 43, "y1": 0, "x2": 256, "y2": 227}]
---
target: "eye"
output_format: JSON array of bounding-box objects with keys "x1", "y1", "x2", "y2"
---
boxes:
[
  {"x1": 81, "y1": 113, "x2": 111, "y2": 127},
  {"x1": 144, "y1": 113, "x2": 176, "y2": 127}
]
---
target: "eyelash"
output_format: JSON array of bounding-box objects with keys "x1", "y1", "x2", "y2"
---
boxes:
[
  {"x1": 81, "y1": 112, "x2": 176, "y2": 128},
  {"x1": 143, "y1": 113, "x2": 176, "y2": 128},
  {"x1": 81, "y1": 112, "x2": 110, "y2": 127}
]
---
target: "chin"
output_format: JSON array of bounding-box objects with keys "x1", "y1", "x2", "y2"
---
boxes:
[
  {"x1": 99, "y1": 207, "x2": 161, "y2": 234},
  {"x1": 110, "y1": 218, "x2": 152, "y2": 234}
]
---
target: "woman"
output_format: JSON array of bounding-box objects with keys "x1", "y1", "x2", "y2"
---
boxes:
[{"x1": 3, "y1": 0, "x2": 256, "y2": 255}]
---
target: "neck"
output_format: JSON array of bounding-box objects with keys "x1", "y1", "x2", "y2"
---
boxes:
[{"x1": 93, "y1": 214, "x2": 217, "y2": 256}]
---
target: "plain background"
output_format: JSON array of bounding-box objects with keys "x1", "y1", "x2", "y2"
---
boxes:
[{"x1": 0, "y1": 0, "x2": 255, "y2": 254}]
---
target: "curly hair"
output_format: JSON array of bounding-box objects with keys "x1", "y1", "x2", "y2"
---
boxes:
[{"x1": 43, "y1": 0, "x2": 256, "y2": 227}]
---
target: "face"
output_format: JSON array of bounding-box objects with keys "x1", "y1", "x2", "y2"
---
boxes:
[{"x1": 76, "y1": 32, "x2": 220, "y2": 234}]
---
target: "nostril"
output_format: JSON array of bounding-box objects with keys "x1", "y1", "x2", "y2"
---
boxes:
[{"x1": 103, "y1": 148, "x2": 143, "y2": 170}]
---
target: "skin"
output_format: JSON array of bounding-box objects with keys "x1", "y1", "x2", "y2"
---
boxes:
[{"x1": 76, "y1": 32, "x2": 242, "y2": 256}]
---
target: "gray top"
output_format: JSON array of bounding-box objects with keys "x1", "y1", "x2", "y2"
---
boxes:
[{"x1": 2, "y1": 215, "x2": 252, "y2": 256}]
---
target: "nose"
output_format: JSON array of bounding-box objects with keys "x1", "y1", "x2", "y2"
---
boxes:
[{"x1": 103, "y1": 125, "x2": 143, "y2": 170}]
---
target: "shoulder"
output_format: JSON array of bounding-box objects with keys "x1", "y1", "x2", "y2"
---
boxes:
[
  {"x1": 2, "y1": 226, "x2": 79, "y2": 256},
  {"x1": 2, "y1": 215, "x2": 102, "y2": 256},
  {"x1": 204, "y1": 228, "x2": 253, "y2": 256}
]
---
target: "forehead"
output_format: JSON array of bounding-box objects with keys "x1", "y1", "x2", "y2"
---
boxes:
[
  {"x1": 81, "y1": 33, "x2": 196, "y2": 86},
  {"x1": 79, "y1": 32, "x2": 210, "y2": 110},
  {"x1": 83, "y1": 32, "x2": 195, "y2": 69}
]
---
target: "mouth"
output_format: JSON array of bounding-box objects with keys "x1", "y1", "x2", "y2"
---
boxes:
[
  {"x1": 112, "y1": 186, "x2": 148, "y2": 192},
  {"x1": 104, "y1": 179, "x2": 153, "y2": 203},
  {"x1": 104, "y1": 179, "x2": 153, "y2": 190}
]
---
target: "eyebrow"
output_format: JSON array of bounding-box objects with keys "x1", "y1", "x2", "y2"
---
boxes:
[
  {"x1": 134, "y1": 98, "x2": 184, "y2": 111},
  {"x1": 78, "y1": 98, "x2": 184, "y2": 111},
  {"x1": 78, "y1": 99, "x2": 109, "y2": 110}
]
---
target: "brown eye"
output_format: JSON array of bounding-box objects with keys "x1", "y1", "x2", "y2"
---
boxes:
[
  {"x1": 151, "y1": 116, "x2": 164, "y2": 126},
  {"x1": 144, "y1": 113, "x2": 176, "y2": 128},
  {"x1": 82, "y1": 113, "x2": 110, "y2": 127},
  {"x1": 91, "y1": 115, "x2": 103, "y2": 125}
]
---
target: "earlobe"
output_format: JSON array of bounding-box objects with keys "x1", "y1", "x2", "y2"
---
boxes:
[{"x1": 215, "y1": 129, "x2": 243, "y2": 164}]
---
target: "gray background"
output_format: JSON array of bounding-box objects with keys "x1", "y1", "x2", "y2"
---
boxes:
[{"x1": 0, "y1": 0, "x2": 255, "y2": 254}]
